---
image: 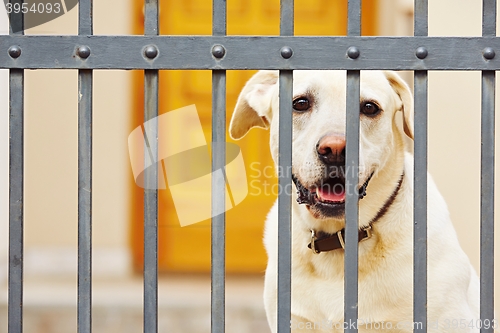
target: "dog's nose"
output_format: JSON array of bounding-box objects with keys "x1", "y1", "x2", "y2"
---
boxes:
[{"x1": 316, "y1": 134, "x2": 346, "y2": 165}]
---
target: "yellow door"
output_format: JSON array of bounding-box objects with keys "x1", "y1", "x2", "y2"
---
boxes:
[{"x1": 130, "y1": 0, "x2": 378, "y2": 273}]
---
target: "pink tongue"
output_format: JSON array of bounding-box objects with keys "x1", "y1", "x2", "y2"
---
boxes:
[{"x1": 318, "y1": 186, "x2": 345, "y2": 202}]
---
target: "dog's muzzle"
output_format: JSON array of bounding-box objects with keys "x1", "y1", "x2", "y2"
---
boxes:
[{"x1": 292, "y1": 172, "x2": 373, "y2": 206}]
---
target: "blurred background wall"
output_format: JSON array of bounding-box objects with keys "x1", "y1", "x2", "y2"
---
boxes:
[
  {"x1": 0, "y1": 0, "x2": 499, "y2": 331},
  {"x1": 0, "y1": 1, "x2": 134, "y2": 282}
]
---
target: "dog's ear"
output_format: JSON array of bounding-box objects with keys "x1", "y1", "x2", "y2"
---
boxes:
[
  {"x1": 229, "y1": 70, "x2": 279, "y2": 140},
  {"x1": 384, "y1": 71, "x2": 414, "y2": 140}
]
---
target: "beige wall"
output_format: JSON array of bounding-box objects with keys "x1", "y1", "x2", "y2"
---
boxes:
[
  {"x1": 427, "y1": 0, "x2": 500, "y2": 308},
  {"x1": 381, "y1": 0, "x2": 500, "y2": 312},
  {"x1": 16, "y1": 1, "x2": 133, "y2": 278}
]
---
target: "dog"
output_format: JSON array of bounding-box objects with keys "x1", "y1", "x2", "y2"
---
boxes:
[{"x1": 229, "y1": 70, "x2": 479, "y2": 333}]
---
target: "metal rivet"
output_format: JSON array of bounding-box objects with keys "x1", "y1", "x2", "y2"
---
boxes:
[
  {"x1": 416, "y1": 47, "x2": 428, "y2": 59},
  {"x1": 77, "y1": 46, "x2": 91, "y2": 59},
  {"x1": 483, "y1": 47, "x2": 495, "y2": 60},
  {"x1": 144, "y1": 45, "x2": 158, "y2": 59},
  {"x1": 347, "y1": 46, "x2": 360, "y2": 59},
  {"x1": 280, "y1": 46, "x2": 293, "y2": 59},
  {"x1": 212, "y1": 45, "x2": 226, "y2": 59},
  {"x1": 8, "y1": 46, "x2": 21, "y2": 59}
]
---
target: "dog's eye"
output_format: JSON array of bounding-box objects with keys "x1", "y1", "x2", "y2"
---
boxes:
[
  {"x1": 293, "y1": 98, "x2": 310, "y2": 112},
  {"x1": 360, "y1": 101, "x2": 381, "y2": 116}
]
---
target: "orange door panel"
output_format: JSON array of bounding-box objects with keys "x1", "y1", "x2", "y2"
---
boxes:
[{"x1": 131, "y1": 0, "x2": 378, "y2": 273}]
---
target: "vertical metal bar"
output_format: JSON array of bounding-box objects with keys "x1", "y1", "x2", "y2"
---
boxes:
[
  {"x1": 8, "y1": 1, "x2": 24, "y2": 332},
  {"x1": 344, "y1": 71, "x2": 360, "y2": 332},
  {"x1": 277, "y1": 71, "x2": 293, "y2": 333},
  {"x1": 277, "y1": 1, "x2": 293, "y2": 333},
  {"x1": 480, "y1": 2, "x2": 496, "y2": 333},
  {"x1": 77, "y1": 0, "x2": 93, "y2": 332},
  {"x1": 143, "y1": 69, "x2": 158, "y2": 333},
  {"x1": 345, "y1": 1, "x2": 361, "y2": 331},
  {"x1": 280, "y1": 0, "x2": 294, "y2": 36},
  {"x1": 211, "y1": 0, "x2": 227, "y2": 332},
  {"x1": 480, "y1": 71, "x2": 495, "y2": 333},
  {"x1": 413, "y1": 1, "x2": 428, "y2": 332},
  {"x1": 78, "y1": 0, "x2": 92, "y2": 35},
  {"x1": 143, "y1": 1, "x2": 159, "y2": 333},
  {"x1": 414, "y1": 0, "x2": 428, "y2": 37},
  {"x1": 77, "y1": 74, "x2": 93, "y2": 333},
  {"x1": 347, "y1": 0, "x2": 361, "y2": 36},
  {"x1": 212, "y1": 0, "x2": 226, "y2": 36},
  {"x1": 413, "y1": 70, "x2": 428, "y2": 333},
  {"x1": 8, "y1": 70, "x2": 23, "y2": 333}
]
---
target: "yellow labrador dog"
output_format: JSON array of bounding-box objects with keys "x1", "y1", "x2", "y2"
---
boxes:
[{"x1": 229, "y1": 70, "x2": 479, "y2": 333}]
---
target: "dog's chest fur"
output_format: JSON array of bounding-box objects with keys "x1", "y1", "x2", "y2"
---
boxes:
[{"x1": 288, "y1": 179, "x2": 415, "y2": 325}]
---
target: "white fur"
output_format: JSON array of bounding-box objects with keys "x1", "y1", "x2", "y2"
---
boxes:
[{"x1": 230, "y1": 70, "x2": 479, "y2": 333}]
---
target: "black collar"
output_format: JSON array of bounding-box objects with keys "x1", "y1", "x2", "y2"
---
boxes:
[{"x1": 308, "y1": 173, "x2": 404, "y2": 254}]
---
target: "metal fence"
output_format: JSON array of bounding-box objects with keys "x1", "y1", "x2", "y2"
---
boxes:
[{"x1": 4, "y1": 0, "x2": 496, "y2": 333}]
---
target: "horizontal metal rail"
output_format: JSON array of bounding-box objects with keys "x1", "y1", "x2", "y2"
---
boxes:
[{"x1": 1, "y1": 36, "x2": 500, "y2": 70}]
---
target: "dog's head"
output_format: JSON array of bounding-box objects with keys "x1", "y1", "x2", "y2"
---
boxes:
[{"x1": 230, "y1": 70, "x2": 413, "y2": 224}]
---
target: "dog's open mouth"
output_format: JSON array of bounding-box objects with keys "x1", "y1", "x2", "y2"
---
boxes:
[
  {"x1": 292, "y1": 171, "x2": 373, "y2": 218},
  {"x1": 317, "y1": 177, "x2": 348, "y2": 203}
]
